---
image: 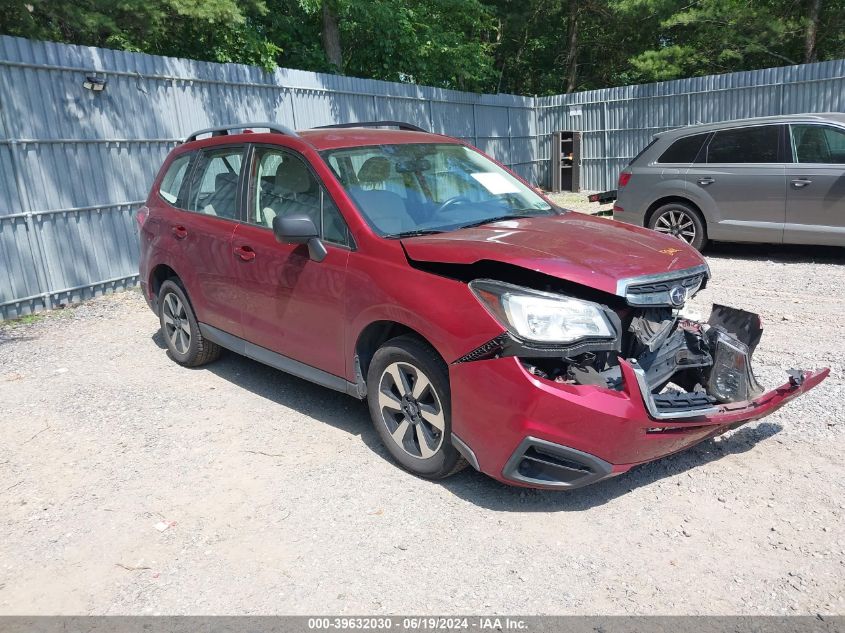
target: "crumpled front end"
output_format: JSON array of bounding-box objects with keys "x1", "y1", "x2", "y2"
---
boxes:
[{"x1": 448, "y1": 265, "x2": 829, "y2": 490}]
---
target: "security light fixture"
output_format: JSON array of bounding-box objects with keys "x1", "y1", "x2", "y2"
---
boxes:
[{"x1": 83, "y1": 76, "x2": 107, "y2": 92}]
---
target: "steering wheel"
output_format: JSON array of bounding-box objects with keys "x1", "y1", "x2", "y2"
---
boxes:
[{"x1": 433, "y1": 195, "x2": 472, "y2": 214}]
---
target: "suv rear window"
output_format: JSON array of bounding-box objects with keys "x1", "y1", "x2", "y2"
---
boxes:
[
  {"x1": 707, "y1": 126, "x2": 780, "y2": 163},
  {"x1": 658, "y1": 133, "x2": 708, "y2": 164}
]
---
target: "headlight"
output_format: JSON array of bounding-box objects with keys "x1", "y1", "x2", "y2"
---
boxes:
[{"x1": 469, "y1": 279, "x2": 615, "y2": 344}]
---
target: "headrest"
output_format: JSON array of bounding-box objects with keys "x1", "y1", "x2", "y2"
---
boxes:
[
  {"x1": 215, "y1": 172, "x2": 238, "y2": 190},
  {"x1": 275, "y1": 159, "x2": 313, "y2": 194},
  {"x1": 357, "y1": 157, "x2": 391, "y2": 183}
]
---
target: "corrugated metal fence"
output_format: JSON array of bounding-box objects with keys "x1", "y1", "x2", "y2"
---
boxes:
[
  {"x1": 536, "y1": 60, "x2": 845, "y2": 190},
  {"x1": 0, "y1": 35, "x2": 538, "y2": 319},
  {"x1": 1, "y1": 34, "x2": 844, "y2": 319}
]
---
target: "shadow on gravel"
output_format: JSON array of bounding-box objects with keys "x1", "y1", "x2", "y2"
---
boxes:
[
  {"x1": 705, "y1": 242, "x2": 844, "y2": 264},
  {"x1": 441, "y1": 422, "x2": 783, "y2": 512},
  {"x1": 151, "y1": 330, "x2": 380, "y2": 451},
  {"x1": 150, "y1": 331, "x2": 782, "y2": 511}
]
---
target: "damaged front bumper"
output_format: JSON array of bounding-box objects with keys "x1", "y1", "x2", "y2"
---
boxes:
[{"x1": 449, "y1": 303, "x2": 829, "y2": 490}]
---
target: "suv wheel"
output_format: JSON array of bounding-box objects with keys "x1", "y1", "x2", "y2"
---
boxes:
[
  {"x1": 158, "y1": 279, "x2": 222, "y2": 367},
  {"x1": 648, "y1": 202, "x2": 707, "y2": 251},
  {"x1": 367, "y1": 335, "x2": 465, "y2": 479}
]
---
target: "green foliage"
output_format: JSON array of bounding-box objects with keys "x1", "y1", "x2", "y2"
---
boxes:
[
  {"x1": 339, "y1": 0, "x2": 496, "y2": 90},
  {"x1": 1, "y1": 0, "x2": 844, "y2": 93},
  {"x1": 620, "y1": 0, "x2": 804, "y2": 82}
]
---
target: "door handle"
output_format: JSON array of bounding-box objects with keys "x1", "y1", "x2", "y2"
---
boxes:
[
  {"x1": 234, "y1": 245, "x2": 256, "y2": 262},
  {"x1": 697, "y1": 177, "x2": 715, "y2": 186},
  {"x1": 791, "y1": 178, "x2": 812, "y2": 188},
  {"x1": 171, "y1": 225, "x2": 188, "y2": 240}
]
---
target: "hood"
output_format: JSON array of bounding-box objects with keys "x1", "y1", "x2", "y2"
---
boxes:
[{"x1": 401, "y1": 213, "x2": 707, "y2": 297}]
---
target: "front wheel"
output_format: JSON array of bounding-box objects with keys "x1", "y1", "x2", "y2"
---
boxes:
[
  {"x1": 648, "y1": 202, "x2": 708, "y2": 251},
  {"x1": 366, "y1": 335, "x2": 465, "y2": 479}
]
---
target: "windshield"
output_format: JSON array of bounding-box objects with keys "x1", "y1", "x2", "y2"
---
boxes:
[{"x1": 321, "y1": 143, "x2": 554, "y2": 237}]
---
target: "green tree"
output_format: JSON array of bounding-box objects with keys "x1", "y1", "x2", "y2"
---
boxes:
[
  {"x1": 0, "y1": 0, "x2": 280, "y2": 69},
  {"x1": 2, "y1": 0, "x2": 845, "y2": 93},
  {"x1": 615, "y1": 0, "x2": 845, "y2": 83}
]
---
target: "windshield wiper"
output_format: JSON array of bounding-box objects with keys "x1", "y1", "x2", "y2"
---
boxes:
[
  {"x1": 456, "y1": 213, "x2": 536, "y2": 230},
  {"x1": 389, "y1": 229, "x2": 445, "y2": 238}
]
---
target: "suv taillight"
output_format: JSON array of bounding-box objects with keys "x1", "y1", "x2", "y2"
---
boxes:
[
  {"x1": 136, "y1": 206, "x2": 150, "y2": 229},
  {"x1": 618, "y1": 171, "x2": 632, "y2": 187}
]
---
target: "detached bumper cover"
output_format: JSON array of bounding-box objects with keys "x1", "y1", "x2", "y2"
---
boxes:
[{"x1": 450, "y1": 356, "x2": 828, "y2": 489}]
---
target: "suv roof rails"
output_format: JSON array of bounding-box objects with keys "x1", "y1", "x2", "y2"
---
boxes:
[
  {"x1": 184, "y1": 122, "x2": 299, "y2": 143},
  {"x1": 313, "y1": 121, "x2": 427, "y2": 133}
]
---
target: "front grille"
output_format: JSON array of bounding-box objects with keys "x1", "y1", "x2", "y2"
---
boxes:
[
  {"x1": 652, "y1": 391, "x2": 717, "y2": 413},
  {"x1": 617, "y1": 264, "x2": 710, "y2": 307},
  {"x1": 626, "y1": 272, "x2": 706, "y2": 297}
]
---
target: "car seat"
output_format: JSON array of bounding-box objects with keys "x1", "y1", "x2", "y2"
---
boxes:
[{"x1": 347, "y1": 157, "x2": 416, "y2": 234}]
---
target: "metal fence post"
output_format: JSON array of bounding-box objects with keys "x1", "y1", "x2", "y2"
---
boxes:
[
  {"x1": 506, "y1": 106, "x2": 512, "y2": 169},
  {"x1": 602, "y1": 100, "x2": 609, "y2": 190}
]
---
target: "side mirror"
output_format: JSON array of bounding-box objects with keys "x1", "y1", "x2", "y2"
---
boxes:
[
  {"x1": 273, "y1": 214, "x2": 317, "y2": 244},
  {"x1": 271, "y1": 214, "x2": 327, "y2": 262}
]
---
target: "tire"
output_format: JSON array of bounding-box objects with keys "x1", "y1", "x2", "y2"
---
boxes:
[
  {"x1": 158, "y1": 279, "x2": 221, "y2": 367},
  {"x1": 647, "y1": 202, "x2": 708, "y2": 251},
  {"x1": 366, "y1": 335, "x2": 466, "y2": 479}
]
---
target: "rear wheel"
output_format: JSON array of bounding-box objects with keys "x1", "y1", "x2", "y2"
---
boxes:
[
  {"x1": 366, "y1": 335, "x2": 465, "y2": 479},
  {"x1": 648, "y1": 202, "x2": 708, "y2": 251},
  {"x1": 158, "y1": 279, "x2": 221, "y2": 367}
]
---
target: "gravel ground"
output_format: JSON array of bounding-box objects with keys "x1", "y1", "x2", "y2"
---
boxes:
[
  {"x1": 0, "y1": 243, "x2": 843, "y2": 616},
  {"x1": 546, "y1": 191, "x2": 613, "y2": 214}
]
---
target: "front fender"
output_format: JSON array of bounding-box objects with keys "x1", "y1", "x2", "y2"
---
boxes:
[{"x1": 345, "y1": 258, "x2": 504, "y2": 376}]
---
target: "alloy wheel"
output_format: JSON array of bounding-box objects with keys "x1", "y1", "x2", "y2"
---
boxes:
[
  {"x1": 161, "y1": 292, "x2": 191, "y2": 355},
  {"x1": 653, "y1": 209, "x2": 696, "y2": 245},
  {"x1": 377, "y1": 361, "x2": 446, "y2": 460}
]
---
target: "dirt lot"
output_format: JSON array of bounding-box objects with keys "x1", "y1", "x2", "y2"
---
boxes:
[{"x1": 1, "y1": 242, "x2": 843, "y2": 616}]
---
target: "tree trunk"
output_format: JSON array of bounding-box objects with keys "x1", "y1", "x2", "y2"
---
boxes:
[
  {"x1": 321, "y1": 1, "x2": 343, "y2": 72},
  {"x1": 565, "y1": 1, "x2": 579, "y2": 93},
  {"x1": 804, "y1": 0, "x2": 821, "y2": 63}
]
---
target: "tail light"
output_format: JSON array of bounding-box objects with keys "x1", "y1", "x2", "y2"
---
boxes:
[
  {"x1": 618, "y1": 171, "x2": 632, "y2": 187},
  {"x1": 136, "y1": 206, "x2": 150, "y2": 229}
]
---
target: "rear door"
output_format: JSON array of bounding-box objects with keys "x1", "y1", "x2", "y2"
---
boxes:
[
  {"x1": 231, "y1": 144, "x2": 352, "y2": 378},
  {"x1": 784, "y1": 123, "x2": 845, "y2": 246},
  {"x1": 173, "y1": 145, "x2": 247, "y2": 336},
  {"x1": 685, "y1": 124, "x2": 786, "y2": 243}
]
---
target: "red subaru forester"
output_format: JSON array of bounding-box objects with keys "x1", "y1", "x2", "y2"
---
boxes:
[{"x1": 137, "y1": 121, "x2": 828, "y2": 489}]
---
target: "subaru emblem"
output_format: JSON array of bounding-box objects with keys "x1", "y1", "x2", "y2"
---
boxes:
[{"x1": 669, "y1": 285, "x2": 687, "y2": 307}]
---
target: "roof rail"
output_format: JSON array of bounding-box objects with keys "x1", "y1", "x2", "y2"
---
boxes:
[
  {"x1": 313, "y1": 121, "x2": 427, "y2": 133},
  {"x1": 184, "y1": 122, "x2": 299, "y2": 143}
]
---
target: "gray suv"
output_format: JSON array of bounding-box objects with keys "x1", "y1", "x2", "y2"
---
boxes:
[{"x1": 612, "y1": 113, "x2": 845, "y2": 250}]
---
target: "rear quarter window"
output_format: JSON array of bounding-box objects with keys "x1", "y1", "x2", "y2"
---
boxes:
[
  {"x1": 657, "y1": 133, "x2": 709, "y2": 164},
  {"x1": 158, "y1": 154, "x2": 192, "y2": 205},
  {"x1": 628, "y1": 138, "x2": 658, "y2": 166}
]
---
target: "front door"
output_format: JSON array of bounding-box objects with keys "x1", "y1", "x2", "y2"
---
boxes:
[
  {"x1": 232, "y1": 145, "x2": 352, "y2": 379},
  {"x1": 169, "y1": 145, "x2": 246, "y2": 336},
  {"x1": 784, "y1": 123, "x2": 845, "y2": 246},
  {"x1": 685, "y1": 124, "x2": 786, "y2": 243}
]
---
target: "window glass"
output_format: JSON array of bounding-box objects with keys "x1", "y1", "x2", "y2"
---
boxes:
[
  {"x1": 158, "y1": 154, "x2": 191, "y2": 205},
  {"x1": 628, "y1": 138, "x2": 658, "y2": 165},
  {"x1": 186, "y1": 148, "x2": 244, "y2": 218},
  {"x1": 658, "y1": 134, "x2": 708, "y2": 164},
  {"x1": 250, "y1": 147, "x2": 350, "y2": 246},
  {"x1": 791, "y1": 125, "x2": 845, "y2": 164},
  {"x1": 322, "y1": 143, "x2": 553, "y2": 237},
  {"x1": 707, "y1": 126, "x2": 780, "y2": 163}
]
